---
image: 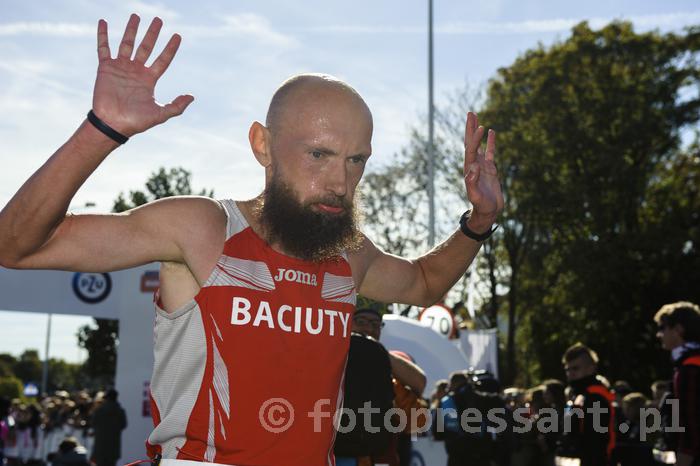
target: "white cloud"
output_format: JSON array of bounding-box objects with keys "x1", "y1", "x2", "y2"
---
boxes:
[
  {"x1": 307, "y1": 10, "x2": 700, "y2": 36},
  {"x1": 0, "y1": 21, "x2": 93, "y2": 37},
  {"x1": 125, "y1": 1, "x2": 181, "y2": 21},
  {"x1": 441, "y1": 11, "x2": 700, "y2": 34},
  {"x1": 0, "y1": 61, "x2": 88, "y2": 98},
  {"x1": 0, "y1": 13, "x2": 296, "y2": 48},
  {"x1": 183, "y1": 13, "x2": 298, "y2": 48}
]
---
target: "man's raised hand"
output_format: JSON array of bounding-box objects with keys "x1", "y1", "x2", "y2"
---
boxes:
[
  {"x1": 463, "y1": 112, "x2": 504, "y2": 229},
  {"x1": 92, "y1": 14, "x2": 194, "y2": 138}
]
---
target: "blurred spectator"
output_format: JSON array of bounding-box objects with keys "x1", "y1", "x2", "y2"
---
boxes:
[
  {"x1": 334, "y1": 326, "x2": 394, "y2": 466},
  {"x1": 558, "y1": 343, "x2": 616, "y2": 466},
  {"x1": 0, "y1": 396, "x2": 10, "y2": 465},
  {"x1": 434, "y1": 371, "x2": 470, "y2": 465},
  {"x1": 48, "y1": 437, "x2": 90, "y2": 466},
  {"x1": 651, "y1": 380, "x2": 671, "y2": 407},
  {"x1": 90, "y1": 389, "x2": 127, "y2": 466},
  {"x1": 655, "y1": 301, "x2": 700, "y2": 466},
  {"x1": 503, "y1": 387, "x2": 526, "y2": 413},
  {"x1": 430, "y1": 379, "x2": 449, "y2": 410},
  {"x1": 611, "y1": 392, "x2": 654, "y2": 466}
]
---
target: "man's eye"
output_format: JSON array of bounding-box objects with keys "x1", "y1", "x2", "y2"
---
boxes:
[
  {"x1": 349, "y1": 156, "x2": 366, "y2": 164},
  {"x1": 311, "y1": 151, "x2": 323, "y2": 159}
]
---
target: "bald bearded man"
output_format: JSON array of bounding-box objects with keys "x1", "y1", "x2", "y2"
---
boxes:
[{"x1": 0, "y1": 15, "x2": 503, "y2": 466}]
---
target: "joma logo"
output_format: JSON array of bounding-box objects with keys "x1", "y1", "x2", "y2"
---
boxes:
[{"x1": 274, "y1": 268, "x2": 318, "y2": 286}]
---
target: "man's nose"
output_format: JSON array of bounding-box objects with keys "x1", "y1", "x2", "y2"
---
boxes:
[{"x1": 325, "y1": 160, "x2": 348, "y2": 197}]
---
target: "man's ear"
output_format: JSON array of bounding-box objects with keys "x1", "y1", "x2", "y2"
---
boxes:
[{"x1": 249, "y1": 121, "x2": 272, "y2": 167}]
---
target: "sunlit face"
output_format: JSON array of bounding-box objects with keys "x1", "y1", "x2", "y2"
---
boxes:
[
  {"x1": 267, "y1": 86, "x2": 373, "y2": 216},
  {"x1": 656, "y1": 321, "x2": 685, "y2": 351},
  {"x1": 563, "y1": 355, "x2": 596, "y2": 382}
]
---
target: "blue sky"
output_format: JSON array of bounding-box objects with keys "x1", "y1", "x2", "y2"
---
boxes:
[{"x1": 1, "y1": 0, "x2": 699, "y2": 363}]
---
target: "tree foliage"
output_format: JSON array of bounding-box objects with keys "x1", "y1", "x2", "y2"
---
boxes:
[
  {"x1": 480, "y1": 21, "x2": 700, "y2": 385},
  {"x1": 0, "y1": 376, "x2": 23, "y2": 399},
  {"x1": 112, "y1": 167, "x2": 214, "y2": 213},
  {"x1": 0, "y1": 351, "x2": 83, "y2": 393},
  {"x1": 364, "y1": 21, "x2": 700, "y2": 388},
  {"x1": 12, "y1": 349, "x2": 42, "y2": 384}
]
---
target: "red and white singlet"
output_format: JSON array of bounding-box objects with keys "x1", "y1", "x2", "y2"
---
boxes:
[{"x1": 146, "y1": 200, "x2": 356, "y2": 465}]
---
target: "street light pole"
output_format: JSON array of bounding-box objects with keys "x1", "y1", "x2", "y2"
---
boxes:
[
  {"x1": 427, "y1": 0, "x2": 436, "y2": 247},
  {"x1": 41, "y1": 313, "x2": 52, "y2": 396}
]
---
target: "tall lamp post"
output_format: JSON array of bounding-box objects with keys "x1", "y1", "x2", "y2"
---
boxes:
[{"x1": 427, "y1": 0, "x2": 436, "y2": 247}]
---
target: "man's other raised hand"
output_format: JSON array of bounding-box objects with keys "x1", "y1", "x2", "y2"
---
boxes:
[
  {"x1": 463, "y1": 112, "x2": 504, "y2": 231},
  {"x1": 93, "y1": 14, "x2": 194, "y2": 138}
]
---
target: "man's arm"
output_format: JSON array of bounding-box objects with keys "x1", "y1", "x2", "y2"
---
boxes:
[
  {"x1": 0, "y1": 15, "x2": 199, "y2": 272},
  {"x1": 389, "y1": 352, "x2": 427, "y2": 395},
  {"x1": 351, "y1": 112, "x2": 503, "y2": 306}
]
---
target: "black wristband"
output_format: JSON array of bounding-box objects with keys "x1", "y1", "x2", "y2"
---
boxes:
[
  {"x1": 459, "y1": 210, "x2": 498, "y2": 242},
  {"x1": 87, "y1": 110, "x2": 129, "y2": 144}
]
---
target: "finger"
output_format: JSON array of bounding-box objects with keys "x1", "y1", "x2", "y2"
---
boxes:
[
  {"x1": 464, "y1": 112, "x2": 479, "y2": 171},
  {"x1": 134, "y1": 17, "x2": 163, "y2": 64},
  {"x1": 150, "y1": 34, "x2": 182, "y2": 79},
  {"x1": 465, "y1": 163, "x2": 481, "y2": 203},
  {"x1": 161, "y1": 94, "x2": 195, "y2": 120},
  {"x1": 464, "y1": 111, "x2": 476, "y2": 151},
  {"x1": 467, "y1": 125, "x2": 485, "y2": 161},
  {"x1": 485, "y1": 129, "x2": 496, "y2": 162},
  {"x1": 96, "y1": 19, "x2": 111, "y2": 62},
  {"x1": 118, "y1": 14, "x2": 140, "y2": 59}
]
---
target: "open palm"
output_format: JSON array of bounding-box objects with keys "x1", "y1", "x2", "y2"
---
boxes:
[
  {"x1": 92, "y1": 14, "x2": 194, "y2": 137},
  {"x1": 463, "y1": 112, "x2": 504, "y2": 222}
]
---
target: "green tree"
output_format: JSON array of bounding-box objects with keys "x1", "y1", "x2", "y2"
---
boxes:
[
  {"x1": 0, "y1": 376, "x2": 23, "y2": 399},
  {"x1": 479, "y1": 21, "x2": 700, "y2": 385},
  {"x1": 12, "y1": 349, "x2": 42, "y2": 384},
  {"x1": 0, "y1": 353, "x2": 16, "y2": 378},
  {"x1": 77, "y1": 318, "x2": 119, "y2": 387},
  {"x1": 77, "y1": 167, "x2": 213, "y2": 386},
  {"x1": 363, "y1": 21, "x2": 700, "y2": 387},
  {"x1": 112, "y1": 166, "x2": 214, "y2": 212}
]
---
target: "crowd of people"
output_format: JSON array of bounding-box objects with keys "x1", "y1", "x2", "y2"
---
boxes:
[
  {"x1": 423, "y1": 301, "x2": 700, "y2": 466},
  {"x1": 334, "y1": 302, "x2": 699, "y2": 466},
  {"x1": 0, "y1": 389, "x2": 126, "y2": 466}
]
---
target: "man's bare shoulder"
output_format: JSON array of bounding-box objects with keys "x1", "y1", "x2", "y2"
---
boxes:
[
  {"x1": 346, "y1": 233, "x2": 382, "y2": 284},
  {"x1": 151, "y1": 196, "x2": 227, "y2": 285},
  {"x1": 154, "y1": 195, "x2": 227, "y2": 241},
  {"x1": 136, "y1": 195, "x2": 226, "y2": 235}
]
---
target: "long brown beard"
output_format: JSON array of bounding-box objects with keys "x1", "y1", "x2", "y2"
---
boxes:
[{"x1": 257, "y1": 174, "x2": 363, "y2": 262}]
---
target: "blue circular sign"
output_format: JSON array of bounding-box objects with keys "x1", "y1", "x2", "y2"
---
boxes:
[{"x1": 72, "y1": 272, "x2": 112, "y2": 304}]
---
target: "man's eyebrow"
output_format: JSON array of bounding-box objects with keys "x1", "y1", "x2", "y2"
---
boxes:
[
  {"x1": 306, "y1": 145, "x2": 338, "y2": 156},
  {"x1": 304, "y1": 145, "x2": 370, "y2": 158}
]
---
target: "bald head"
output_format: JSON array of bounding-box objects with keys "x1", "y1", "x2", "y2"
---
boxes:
[{"x1": 265, "y1": 74, "x2": 372, "y2": 135}]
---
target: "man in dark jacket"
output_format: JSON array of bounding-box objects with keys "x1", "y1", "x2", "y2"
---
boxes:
[
  {"x1": 559, "y1": 343, "x2": 615, "y2": 466},
  {"x1": 655, "y1": 301, "x2": 700, "y2": 466},
  {"x1": 91, "y1": 389, "x2": 127, "y2": 466}
]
